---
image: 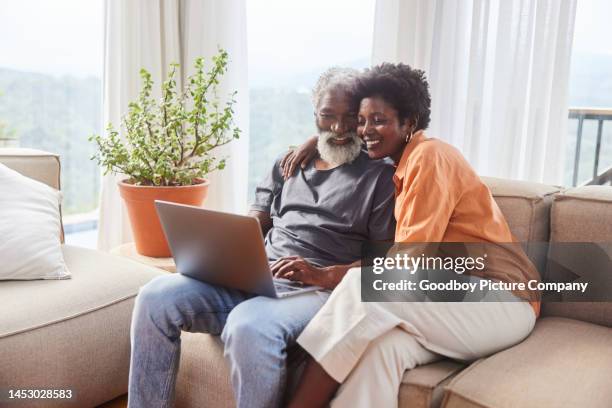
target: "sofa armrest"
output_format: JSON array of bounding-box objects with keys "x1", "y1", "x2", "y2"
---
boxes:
[
  {"x1": 0, "y1": 148, "x2": 61, "y2": 189},
  {"x1": 0, "y1": 148, "x2": 65, "y2": 242}
]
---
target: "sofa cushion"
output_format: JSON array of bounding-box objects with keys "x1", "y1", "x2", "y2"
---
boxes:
[
  {"x1": 550, "y1": 185, "x2": 612, "y2": 241},
  {"x1": 0, "y1": 148, "x2": 64, "y2": 242},
  {"x1": 399, "y1": 360, "x2": 466, "y2": 408},
  {"x1": 482, "y1": 176, "x2": 561, "y2": 274},
  {"x1": 176, "y1": 333, "x2": 234, "y2": 408},
  {"x1": 442, "y1": 317, "x2": 612, "y2": 408},
  {"x1": 543, "y1": 185, "x2": 612, "y2": 327},
  {"x1": 0, "y1": 163, "x2": 68, "y2": 280},
  {"x1": 0, "y1": 245, "x2": 162, "y2": 338},
  {"x1": 176, "y1": 333, "x2": 310, "y2": 407},
  {"x1": 482, "y1": 176, "x2": 561, "y2": 242},
  {"x1": 0, "y1": 245, "x2": 163, "y2": 407},
  {"x1": 176, "y1": 332, "x2": 465, "y2": 408}
]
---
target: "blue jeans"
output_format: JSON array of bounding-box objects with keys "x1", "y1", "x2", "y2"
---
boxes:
[{"x1": 128, "y1": 273, "x2": 328, "y2": 408}]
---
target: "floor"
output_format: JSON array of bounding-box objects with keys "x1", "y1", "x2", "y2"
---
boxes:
[{"x1": 97, "y1": 394, "x2": 127, "y2": 408}]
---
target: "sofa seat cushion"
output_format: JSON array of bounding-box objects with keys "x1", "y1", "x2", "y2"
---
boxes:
[
  {"x1": 176, "y1": 333, "x2": 312, "y2": 407},
  {"x1": 176, "y1": 332, "x2": 465, "y2": 408},
  {"x1": 176, "y1": 333, "x2": 234, "y2": 408},
  {"x1": 400, "y1": 360, "x2": 466, "y2": 408},
  {"x1": 0, "y1": 245, "x2": 163, "y2": 407},
  {"x1": 443, "y1": 317, "x2": 612, "y2": 408},
  {"x1": 0, "y1": 245, "x2": 163, "y2": 338}
]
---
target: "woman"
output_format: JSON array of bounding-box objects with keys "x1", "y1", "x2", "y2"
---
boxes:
[{"x1": 277, "y1": 63, "x2": 540, "y2": 408}]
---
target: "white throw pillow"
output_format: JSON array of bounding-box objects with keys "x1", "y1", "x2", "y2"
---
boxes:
[{"x1": 0, "y1": 163, "x2": 70, "y2": 280}]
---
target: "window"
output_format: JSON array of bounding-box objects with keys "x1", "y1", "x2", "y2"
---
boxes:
[
  {"x1": 0, "y1": 0, "x2": 103, "y2": 247},
  {"x1": 246, "y1": 0, "x2": 375, "y2": 201},
  {"x1": 566, "y1": 0, "x2": 612, "y2": 185}
]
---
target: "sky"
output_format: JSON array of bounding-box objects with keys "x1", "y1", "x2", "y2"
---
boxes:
[
  {"x1": 0, "y1": 0, "x2": 610, "y2": 79},
  {"x1": 0, "y1": 0, "x2": 104, "y2": 77}
]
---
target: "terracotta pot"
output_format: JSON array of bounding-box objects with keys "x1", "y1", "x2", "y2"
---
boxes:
[{"x1": 118, "y1": 179, "x2": 209, "y2": 257}]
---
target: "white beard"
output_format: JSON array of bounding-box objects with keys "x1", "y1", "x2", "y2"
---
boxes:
[{"x1": 317, "y1": 131, "x2": 362, "y2": 166}]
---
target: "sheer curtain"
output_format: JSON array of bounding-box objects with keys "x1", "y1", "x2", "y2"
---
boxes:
[
  {"x1": 372, "y1": 0, "x2": 576, "y2": 184},
  {"x1": 98, "y1": 0, "x2": 249, "y2": 251}
]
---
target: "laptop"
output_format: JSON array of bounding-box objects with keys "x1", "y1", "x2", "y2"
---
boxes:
[{"x1": 154, "y1": 200, "x2": 322, "y2": 298}]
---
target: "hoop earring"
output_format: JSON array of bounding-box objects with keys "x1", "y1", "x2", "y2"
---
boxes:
[
  {"x1": 406, "y1": 116, "x2": 419, "y2": 143},
  {"x1": 405, "y1": 129, "x2": 414, "y2": 143}
]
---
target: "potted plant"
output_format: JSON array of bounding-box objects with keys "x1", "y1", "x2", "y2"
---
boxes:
[{"x1": 90, "y1": 49, "x2": 240, "y2": 257}]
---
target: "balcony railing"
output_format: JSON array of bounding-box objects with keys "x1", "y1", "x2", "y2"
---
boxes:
[{"x1": 569, "y1": 107, "x2": 612, "y2": 186}]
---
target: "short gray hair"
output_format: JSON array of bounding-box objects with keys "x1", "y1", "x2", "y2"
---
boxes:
[{"x1": 312, "y1": 67, "x2": 360, "y2": 109}]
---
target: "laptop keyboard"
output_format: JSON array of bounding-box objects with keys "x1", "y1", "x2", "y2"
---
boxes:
[{"x1": 273, "y1": 278, "x2": 306, "y2": 293}]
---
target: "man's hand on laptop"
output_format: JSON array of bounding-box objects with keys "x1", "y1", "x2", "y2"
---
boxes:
[{"x1": 271, "y1": 256, "x2": 359, "y2": 290}]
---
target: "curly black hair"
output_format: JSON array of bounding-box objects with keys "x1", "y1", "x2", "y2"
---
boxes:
[{"x1": 353, "y1": 62, "x2": 431, "y2": 131}]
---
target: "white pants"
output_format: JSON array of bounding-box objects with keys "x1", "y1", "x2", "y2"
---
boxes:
[{"x1": 297, "y1": 268, "x2": 536, "y2": 408}]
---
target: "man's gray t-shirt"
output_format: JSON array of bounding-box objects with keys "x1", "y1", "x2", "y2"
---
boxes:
[{"x1": 250, "y1": 151, "x2": 396, "y2": 267}]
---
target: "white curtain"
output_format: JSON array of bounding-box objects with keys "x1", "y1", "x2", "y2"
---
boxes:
[
  {"x1": 98, "y1": 0, "x2": 249, "y2": 251},
  {"x1": 372, "y1": 0, "x2": 576, "y2": 184}
]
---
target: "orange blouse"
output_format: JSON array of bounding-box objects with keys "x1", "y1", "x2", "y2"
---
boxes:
[{"x1": 393, "y1": 131, "x2": 540, "y2": 316}]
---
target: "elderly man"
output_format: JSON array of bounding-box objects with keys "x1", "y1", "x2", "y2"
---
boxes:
[{"x1": 128, "y1": 67, "x2": 396, "y2": 408}]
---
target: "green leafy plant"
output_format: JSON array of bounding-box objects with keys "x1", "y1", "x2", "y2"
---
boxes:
[{"x1": 89, "y1": 49, "x2": 240, "y2": 186}]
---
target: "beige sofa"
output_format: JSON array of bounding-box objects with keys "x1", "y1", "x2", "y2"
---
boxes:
[
  {"x1": 0, "y1": 149, "x2": 165, "y2": 407},
  {"x1": 173, "y1": 180, "x2": 612, "y2": 407},
  {"x1": 2, "y1": 149, "x2": 611, "y2": 407}
]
